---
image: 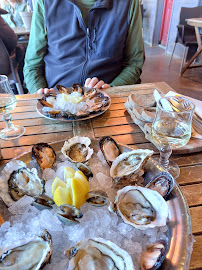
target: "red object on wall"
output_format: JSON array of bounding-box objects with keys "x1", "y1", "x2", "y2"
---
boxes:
[{"x1": 159, "y1": 0, "x2": 174, "y2": 46}]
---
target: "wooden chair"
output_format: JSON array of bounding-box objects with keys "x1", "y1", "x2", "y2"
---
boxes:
[
  {"x1": 0, "y1": 38, "x2": 24, "y2": 94},
  {"x1": 168, "y1": 6, "x2": 202, "y2": 73}
]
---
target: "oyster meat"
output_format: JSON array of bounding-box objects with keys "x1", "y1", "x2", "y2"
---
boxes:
[
  {"x1": 65, "y1": 238, "x2": 135, "y2": 270},
  {"x1": 110, "y1": 149, "x2": 153, "y2": 184},
  {"x1": 109, "y1": 186, "x2": 168, "y2": 229},
  {"x1": 0, "y1": 230, "x2": 52, "y2": 269},
  {"x1": 32, "y1": 143, "x2": 56, "y2": 172},
  {"x1": 61, "y1": 136, "x2": 93, "y2": 163},
  {"x1": 99, "y1": 136, "x2": 121, "y2": 166},
  {"x1": 8, "y1": 167, "x2": 44, "y2": 201}
]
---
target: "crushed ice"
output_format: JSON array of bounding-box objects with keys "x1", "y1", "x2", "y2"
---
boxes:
[{"x1": 0, "y1": 150, "x2": 169, "y2": 270}]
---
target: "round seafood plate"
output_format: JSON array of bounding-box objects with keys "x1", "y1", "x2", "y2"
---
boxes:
[
  {"x1": 0, "y1": 138, "x2": 193, "y2": 270},
  {"x1": 37, "y1": 84, "x2": 111, "y2": 122}
]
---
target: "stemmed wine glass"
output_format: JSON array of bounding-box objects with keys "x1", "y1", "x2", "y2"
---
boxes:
[
  {"x1": 152, "y1": 96, "x2": 195, "y2": 179},
  {"x1": 0, "y1": 75, "x2": 25, "y2": 140}
]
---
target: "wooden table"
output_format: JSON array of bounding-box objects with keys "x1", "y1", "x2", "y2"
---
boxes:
[
  {"x1": 181, "y1": 18, "x2": 202, "y2": 75},
  {"x1": 13, "y1": 27, "x2": 30, "y2": 36},
  {"x1": 0, "y1": 82, "x2": 201, "y2": 269}
]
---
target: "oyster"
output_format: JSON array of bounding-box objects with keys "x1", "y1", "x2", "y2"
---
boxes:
[
  {"x1": 76, "y1": 162, "x2": 93, "y2": 178},
  {"x1": 140, "y1": 240, "x2": 167, "y2": 270},
  {"x1": 110, "y1": 149, "x2": 154, "y2": 184},
  {"x1": 56, "y1": 204, "x2": 83, "y2": 226},
  {"x1": 99, "y1": 136, "x2": 121, "y2": 166},
  {"x1": 32, "y1": 143, "x2": 56, "y2": 172},
  {"x1": 32, "y1": 195, "x2": 55, "y2": 210},
  {"x1": 86, "y1": 190, "x2": 108, "y2": 206},
  {"x1": 109, "y1": 186, "x2": 168, "y2": 229},
  {"x1": 39, "y1": 94, "x2": 56, "y2": 108},
  {"x1": 61, "y1": 136, "x2": 93, "y2": 163},
  {"x1": 0, "y1": 230, "x2": 52, "y2": 269},
  {"x1": 146, "y1": 172, "x2": 175, "y2": 199},
  {"x1": 65, "y1": 238, "x2": 135, "y2": 270},
  {"x1": 8, "y1": 167, "x2": 44, "y2": 201}
]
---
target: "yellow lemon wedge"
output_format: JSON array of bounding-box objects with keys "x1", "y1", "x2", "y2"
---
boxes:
[
  {"x1": 74, "y1": 170, "x2": 89, "y2": 193},
  {"x1": 53, "y1": 186, "x2": 72, "y2": 206},
  {"x1": 52, "y1": 177, "x2": 66, "y2": 195},
  {"x1": 62, "y1": 93, "x2": 83, "y2": 103},
  {"x1": 64, "y1": 167, "x2": 76, "y2": 185},
  {"x1": 71, "y1": 178, "x2": 87, "y2": 208}
]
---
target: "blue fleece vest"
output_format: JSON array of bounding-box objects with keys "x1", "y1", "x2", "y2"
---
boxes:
[{"x1": 44, "y1": 0, "x2": 132, "y2": 88}]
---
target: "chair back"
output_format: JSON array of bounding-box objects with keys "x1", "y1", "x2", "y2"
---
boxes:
[
  {"x1": 0, "y1": 38, "x2": 10, "y2": 75},
  {"x1": 179, "y1": 6, "x2": 202, "y2": 29}
]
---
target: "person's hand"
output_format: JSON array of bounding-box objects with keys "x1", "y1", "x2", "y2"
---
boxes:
[
  {"x1": 37, "y1": 88, "x2": 55, "y2": 94},
  {"x1": 85, "y1": 77, "x2": 111, "y2": 89}
]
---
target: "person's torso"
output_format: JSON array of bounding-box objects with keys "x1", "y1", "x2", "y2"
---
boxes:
[{"x1": 44, "y1": 0, "x2": 132, "y2": 88}]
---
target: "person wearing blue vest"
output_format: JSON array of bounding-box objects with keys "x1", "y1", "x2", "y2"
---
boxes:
[{"x1": 24, "y1": 0, "x2": 144, "y2": 94}]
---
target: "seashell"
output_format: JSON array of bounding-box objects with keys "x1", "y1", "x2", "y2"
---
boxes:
[
  {"x1": 140, "y1": 240, "x2": 167, "y2": 270},
  {"x1": 32, "y1": 143, "x2": 56, "y2": 172},
  {"x1": 8, "y1": 167, "x2": 45, "y2": 202},
  {"x1": 61, "y1": 136, "x2": 93, "y2": 163},
  {"x1": 99, "y1": 136, "x2": 121, "y2": 167},
  {"x1": 146, "y1": 172, "x2": 175, "y2": 199},
  {"x1": 0, "y1": 230, "x2": 52, "y2": 269},
  {"x1": 86, "y1": 190, "x2": 108, "y2": 206},
  {"x1": 32, "y1": 195, "x2": 55, "y2": 210},
  {"x1": 56, "y1": 84, "x2": 73, "y2": 94},
  {"x1": 76, "y1": 162, "x2": 93, "y2": 178},
  {"x1": 39, "y1": 94, "x2": 57, "y2": 108},
  {"x1": 65, "y1": 238, "x2": 135, "y2": 269},
  {"x1": 56, "y1": 204, "x2": 83, "y2": 226},
  {"x1": 109, "y1": 186, "x2": 169, "y2": 229},
  {"x1": 110, "y1": 149, "x2": 154, "y2": 185}
]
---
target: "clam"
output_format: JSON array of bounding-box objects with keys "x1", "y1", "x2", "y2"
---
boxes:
[
  {"x1": 61, "y1": 136, "x2": 93, "y2": 163},
  {"x1": 56, "y1": 204, "x2": 83, "y2": 225},
  {"x1": 32, "y1": 143, "x2": 56, "y2": 172},
  {"x1": 146, "y1": 172, "x2": 175, "y2": 199},
  {"x1": 56, "y1": 84, "x2": 72, "y2": 94},
  {"x1": 110, "y1": 149, "x2": 154, "y2": 185},
  {"x1": 99, "y1": 136, "x2": 121, "y2": 166},
  {"x1": 65, "y1": 238, "x2": 135, "y2": 270},
  {"x1": 140, "y1": 240, "x2": 167, "y2": 270},
  {"x1": 0, "y1": 230, "x2": 52, "y2": 269},
  {"x1": 32, "y1": 195, "x2": 55, "y2": 210},
  {"x1": 86, "y1": 190, "x2": 108, "y2": 206},
  {"x1": 76, "y1": 162, "x2": 93, "y2": 178},
  {"x1": 8, "y1": 167, "x2": 44, "y2": 201},
  {"x1": 109, "y1": 186, "x2": 169, "y2": 229}
]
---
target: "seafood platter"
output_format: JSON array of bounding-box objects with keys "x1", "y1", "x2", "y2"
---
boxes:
[
  {"x1": 37, "y1": 84, "x2": 111, "y2": 121},
  {"x1": 0, "y1": 136, "x2": 193, "y2": 269}
]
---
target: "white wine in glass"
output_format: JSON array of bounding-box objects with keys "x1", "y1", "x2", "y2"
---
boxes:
[
  {"x1": 0, "y1": 75, "x2": 25, "y2": 140},
  {"x1": 152, "y1": 96, "x2": 195, "y2": 179}
]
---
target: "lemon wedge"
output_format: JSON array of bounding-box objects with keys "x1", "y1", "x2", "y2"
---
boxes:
[
  {"x1": 71, "y1": 178, "x2": 87, "y2": 208},
  {"x1": 53, "y1": 186, "x2": 72, "y2": 207},
  {"x1": 52, "y1": 177, "x2": 66, "y2": 195},
  {"x1": 74, "y1": 170, "x2": 89, "y2": 193},
  {"x1": 62, "y1": 93, "x2": 83, "y2": 103}
]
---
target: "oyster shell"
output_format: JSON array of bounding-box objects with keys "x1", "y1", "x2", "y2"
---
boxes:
[
  {"x1": 109, "y1": 186, "x2": 168, "y2": 229},
  {"x1": 76, "y1": 162, "x2": 93, "y2": 178},
  {"x1": 61, "y1": 136, "x2": 93, "y2": 163},
  {"x1": 146, "y1": 172, "x2": 175, "y2": 199},
  {"x1": 56, "y1": 204, "x2": 83, "y2": 226},
  {"x1": 8, "y1": 167, "x2": 44, "y2": 202},
  {"x1": 140, "y1": 240, "x2": 167, "y2": 270},
  {"x1": 99, "y1": 136, "x2": 121, "y2": 166},
  {"x1": 65, "y1": 238, "x2": 135, "y2": 270},
  {"x1": 32, "y1": 195, "x2": 55, "y2": 210},
  {"x1": 110, "y1": 149, "x2": 154, "y2": 184},
  {"x1": 32, "y1": 143, "x2": 56, "y2": 172},
  {"x1": 86, "y1": 190, "x2": 108, "y2": 206},
  {"x1": 0, "y1": 230, "x2": 52, "y2": 269}
]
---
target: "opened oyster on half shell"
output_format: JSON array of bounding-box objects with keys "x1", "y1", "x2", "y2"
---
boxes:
[
  {"x1": 0, "y1": 230, "x2": 52, "y2": 269},
  {"x1": 109, "y1": 186, "x2": 168, "y2": 229},
  {"x1": 65, "y1": 238, "x2": 135, "y2": 270},
  {"x1": 61, "y1": 136, "x2": 94, "y2": 163},
  {"x1": 110, "y1": 149, "x2": 154, "y2": 185}
]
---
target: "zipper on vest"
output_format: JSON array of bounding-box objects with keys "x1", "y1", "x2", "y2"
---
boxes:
[
  {"x1": 82, "y1": 27, "x2": 91, "y2": 84},
  {"x1": 87, "y1": 28, "x2": 92, "y2": 50}
]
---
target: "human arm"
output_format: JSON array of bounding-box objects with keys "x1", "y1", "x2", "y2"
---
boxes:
[
  {"x1": 23, "y1": 0, "x2": 48, "y2": 93},
  {"x1": 1, "y1": 5, "x2": 16, "y2": 28},
  {"x1": 110, "y1": 0, "x2": 144, "y2": 86}
]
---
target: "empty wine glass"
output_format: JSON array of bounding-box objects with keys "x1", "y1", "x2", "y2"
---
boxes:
[
  {"x1": 152, "y1": 96, "x2": 195, "y2": 179},
  {"x1": 0, "y1": 75, "x2": 25, "y2": 140}
]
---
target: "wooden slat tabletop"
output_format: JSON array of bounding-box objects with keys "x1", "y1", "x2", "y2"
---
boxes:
[{"x1": 0, "y1": 82, "x2": 201, "y2": 269}]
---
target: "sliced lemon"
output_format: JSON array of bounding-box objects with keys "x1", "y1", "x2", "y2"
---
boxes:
[
  {"x1": 74, "y1": 170, "x2": 89, "y2": 193},
  {"x1": 62, "y1": 93, "x2": 83, "y2": 103},
  {"x1": 53, "y1": 186, "x2": 72, "y2": 207},
  {"x1": 52, "y1": 177, "x2": 66, "y2": 195},
  {"x1": 71, "y1": 178, "x2": 87, "y2": 208}
]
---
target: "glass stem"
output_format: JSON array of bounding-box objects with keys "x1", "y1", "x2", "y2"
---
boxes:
[
  {"x1": 159, "y1": 147, "x2": 172, "y2": 170},
  {"x1": 3, "y1": 113, "x2": 14, "y2": 130}
]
